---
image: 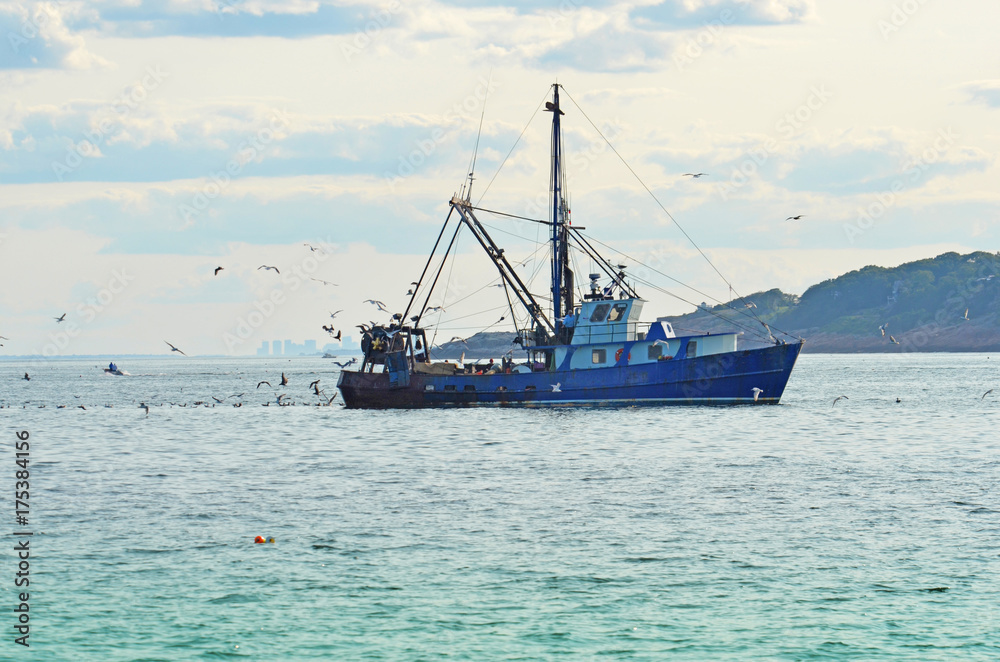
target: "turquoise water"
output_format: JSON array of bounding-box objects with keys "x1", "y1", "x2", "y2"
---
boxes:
[{"x1": 2, "y1": 354, "x2": 999, "y2": 660}]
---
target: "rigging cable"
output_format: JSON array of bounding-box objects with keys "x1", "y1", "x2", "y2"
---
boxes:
[{"x1": 560, "y1": 87, "x2": 773, "y2": 329}]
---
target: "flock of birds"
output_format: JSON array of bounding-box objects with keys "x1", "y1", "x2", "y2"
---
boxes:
[{"x1": 10, "y1": 362, "x2": 363, "y2": 412}]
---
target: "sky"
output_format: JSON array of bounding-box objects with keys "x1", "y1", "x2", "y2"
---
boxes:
[{"x1": 0, "y1": 0, "x2": 997, "y2": 356}]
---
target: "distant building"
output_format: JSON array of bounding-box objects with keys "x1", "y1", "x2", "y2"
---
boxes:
[
  {"x1": 304, "y1": 339, "x2": 317, "y2": 353},
  {"x1": 256, "y1": 341, "x2": 270, "y2": 357},
  {"x1": 272, "y1": 340, "x2": 282, "y2": 356}
]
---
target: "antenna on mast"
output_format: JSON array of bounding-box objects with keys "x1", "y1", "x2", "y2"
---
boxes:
[{"x1": 464, "y1": 68, "x2": 493, "y2": 201}]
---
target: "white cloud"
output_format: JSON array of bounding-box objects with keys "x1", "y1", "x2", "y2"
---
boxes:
[{"x1": 0, "y1": 2, "x2": 108, "y2": 70}]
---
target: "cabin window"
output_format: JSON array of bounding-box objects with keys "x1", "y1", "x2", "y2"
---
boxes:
[
  {"x1": 525, "y1": 385, "x2": 536, "y2": 391},
  {"x1": 592, "y1": 349, "x2": 607, "y2": 364},
  {"x1": 608, "y1": 302, "x2": 628, "y2": 322},
  {"x1": 648, "y1": 344, "x2": 662, "y2": 360},
  {"x1": 686, "y1": 341, "x2": 698, "y2": 358},
  {"x1": 589, "y1": 304, "x2": 611, "y2": 322},
  {"x1": 444, "y1": 385, "x2": 456, "y2": 391},
  {"x1": 424, "y1": 385, "x2": 435, "y2": 391},
  {"x1": 464, "y1": 385, "x2": 476, "y2": 392}
]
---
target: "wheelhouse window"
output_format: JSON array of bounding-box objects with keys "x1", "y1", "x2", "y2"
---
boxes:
[
  {"x1": 686, "y1": 340, "x2": 698, "y2": 358},
  {"x1": 607, "y1": 302, "x2": 629, "y2": 322},
  {"x1": 592, "y1": 349, "x2": 607, "y2": 364},
  {"x1": 648, "y1": 344, "x2": 662, "y2": 360},
  {"x1": 589, "y1": 304, "x2": 611, "y2": 322}
]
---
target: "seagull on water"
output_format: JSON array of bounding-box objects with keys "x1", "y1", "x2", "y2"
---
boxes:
[
  {"x1": 258, "y1": 265, "x2": 280, "y2": 274},
  {"x1": 751, "y1": 387, "x2": 763, "y2": 402},
  {"x1": 165, "y1": 341, "x2": 187, "y2": 356},
  {"x1": 54, "y1": 313, "x2": 67, "y2": 323},
  {"x1": 832, "y1": 395, "x2": 849, "y2": 406}
]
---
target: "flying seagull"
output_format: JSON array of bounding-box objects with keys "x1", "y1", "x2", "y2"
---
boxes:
[
  {"x1": 364, "y1": 299, "x2": 389, "y2": 313},
  {"x1": 214, "y1": 266, "x2": 224, "y2": 276},
  {"x1": 258, "y1": 265, "x2": 280, "y2": 274},
  {"x1": 551, "y1": 383, "x2": 562, "y2": 392},
  {"x1": 751, "y1": 387, "x2": 763, "y2": 402},
  {"x1": 982, "y1": 389, "x2": 994, "y2": 400},
  {"x1": 786, "y1": 215, "x2": 805, "y2": 221},
  {"x1": 832, "y1": 395, "x2": 849, "y2": 407},
  {"x1": 962, "y1": 308, "x2": 970, "y2": 321},
  {"x1": 332, "y1": 359, "x2": 356, "y2": 368},
  {"x1": 744, "y1": 301, "x2": 757, "y2": 309},
  {"x1": 683, "y1": 173, "x2": 708, "y2": 178},
  {"x1": 304, "y1": 243, "x2": 325, "y2": 253},
  {"x1": 427, "y1": 306, "x2": 446, "y2": 313},
  {"x1": 165, "y1": 341, "x2": 187, "y2": 356},
  {"x1": 879, "y1": 323, "x2": 888, "y2": 337},
  {"x1": 139, "y1": 403, "x2": 149, "y2": 415},
  {"x1": 54, "y1": 313, "x2": 67, "y2": 323},
  {"x1": 311, "y1": 278, "x2": 338, "y2": 286},
  {"x1": 280, "y1": 372, "x2": 288, "y2": 386},
  {"x1": 256, "y1": 380, "x2": 271, "y2": 389},
  {"x1": 329, "y1": 310, "x2": 343, "y2": 319},
  {"x1": 889, "y1": 335, "x2": 900, "y2": 345}
]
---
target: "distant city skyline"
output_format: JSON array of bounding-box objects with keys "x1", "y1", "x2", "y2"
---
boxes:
[{"x1": 256, "y1": 337, "x2": 361, "y2": 357}]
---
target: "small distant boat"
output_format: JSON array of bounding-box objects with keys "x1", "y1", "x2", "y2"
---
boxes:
[{"x1": 103, "y1": 365, "x2": 129, "y2": 376}]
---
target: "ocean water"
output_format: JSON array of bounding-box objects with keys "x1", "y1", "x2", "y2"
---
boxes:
[{"x1": 1, "y1": 353, "x2": 998, "y2": 660}]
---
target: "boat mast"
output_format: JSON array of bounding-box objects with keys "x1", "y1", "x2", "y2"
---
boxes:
[{"x1": 546, "y1": 83, "x2": 572, "y2": 341}]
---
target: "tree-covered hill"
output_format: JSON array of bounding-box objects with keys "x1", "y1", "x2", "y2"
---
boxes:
[{"x1": 663, "y1": 251, "x2": 1000, "y2": 352}]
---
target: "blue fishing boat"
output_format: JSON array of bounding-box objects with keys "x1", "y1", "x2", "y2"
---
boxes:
[{"x1": 338, "y1": 84, "x2": 803, "y2": 408}]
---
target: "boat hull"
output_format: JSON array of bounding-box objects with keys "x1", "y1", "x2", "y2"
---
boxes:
[{"x1": 337, "y1": 341, "x2": 802, "y2": 409}]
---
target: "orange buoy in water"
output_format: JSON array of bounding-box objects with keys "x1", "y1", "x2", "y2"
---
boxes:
[
  {"x1": 267, "y1": 537, "x2": 275, "y2": 543},
  {"x1": 254, "y1": 535, "x2": 265, "y2": 544}
]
